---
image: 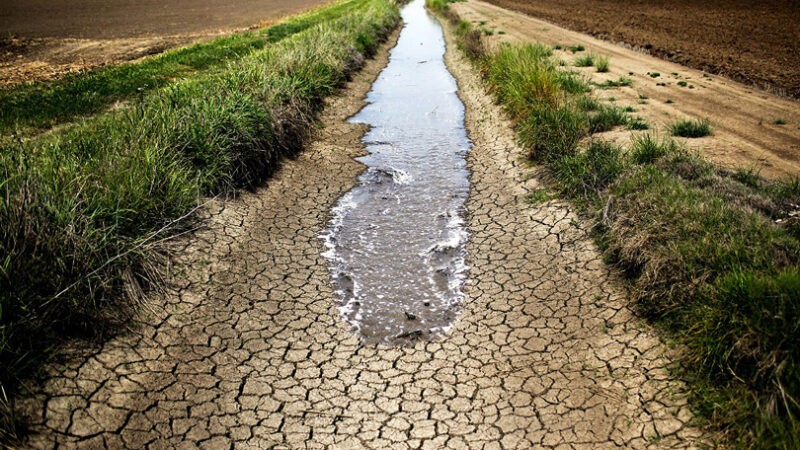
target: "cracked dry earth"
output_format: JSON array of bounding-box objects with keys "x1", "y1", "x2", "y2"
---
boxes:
[{"x1": 15, "y1": 18, "x2": 711, "y2": 450}]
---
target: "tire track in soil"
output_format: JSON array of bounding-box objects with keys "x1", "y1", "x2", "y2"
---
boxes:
[{"x1": 13, "y1": 19, "x2": 712, "y2": 450}]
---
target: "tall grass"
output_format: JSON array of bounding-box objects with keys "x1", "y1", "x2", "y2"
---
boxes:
[
  {"x1": 0, "y1": 0, "x2": 400, "y2": 432},
  {"x1": 0, "y1": 0, "x2": 365, "y2": 136},
  {"x1": 437, "y1": 9, "x2": 800, "y2": 447}
]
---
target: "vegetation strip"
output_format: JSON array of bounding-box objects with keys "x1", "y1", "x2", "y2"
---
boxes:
[
  {"x1": 0, "y1": 0, "x2": 400, "y2": 438},
  {"x1": 0, "y1": 0, "x2": 364, "y2": 136},
  {"x1": 428, "y1": 0, "x2": 799, "y2": 446}
]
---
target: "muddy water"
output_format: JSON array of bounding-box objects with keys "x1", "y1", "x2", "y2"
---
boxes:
[{"x1": 322, "y1": 0, "x2": 471, "y2": 343}]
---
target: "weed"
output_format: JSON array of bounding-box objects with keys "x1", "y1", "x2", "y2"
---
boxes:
[
  {"x1": 554, "y1": 140, "x2": 625, "y2": 200},
  {"x1": 597, "y1": 77, "x2": 632, "y2": 89},
  {"x1": 677, "y1": 81, "x2": 688, "y2": 87},
  {"x1": 425, "y1": 0, "x2": 449, "y2": 10},
  {"x1": 576, "y1": 96, "x2": 600, "y2": 112},
  {"x1": 671, "y1": 118, "x2": 712, "y2": 137},
  {"x1": 775, "y1": 118, "x2": 788, "y2": 125},
  {"x1": 574, "y1": 54, "x2": 595, "y2": 67},
  {"x1": 665, "y1": 99, "x2": 674, "y2": 104},
  {"x1": 732, "y1": 168, "x2": 762, "y2": 189},
  {"x1": 527, "y1": 189, "x2": 554, "y2": 203},
  {"x1": 629, "y1": 133, "x2": 680, "y2": 164},
  {"x1": 626, "y1": 116, "x2": 649, "y2": 130},
  {"x1": 568, "y1": 44, "x2": 585, "y2": 53},
  {"x1": 648, "y1": 72, "x2": 661, "y2": 78},
  {"x1": 588, "y1": 105, "x2": 627, "y2": 133},
  {"x1": 594, "y1": 55, "x2": 610, "y2": 73}
]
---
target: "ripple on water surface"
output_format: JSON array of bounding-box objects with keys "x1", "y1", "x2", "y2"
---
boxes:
[{"x1": 321, "y1": 0, "x2": 471, "y2": 344}]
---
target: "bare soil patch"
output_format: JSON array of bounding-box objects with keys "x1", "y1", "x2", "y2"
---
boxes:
[
  {"x1": 0, "y1": 0, "x2": 327, "y2": 87},
  {"x1": 482, "y1": 0, "x2": 800, "y2": 99}
]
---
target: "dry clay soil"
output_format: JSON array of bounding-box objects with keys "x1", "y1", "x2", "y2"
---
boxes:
[
  {"x1": 13, "y1": 18, "x2": 719, "y2": 450},
  {"x1": 0, "y1": 0, "x2": 326, "y2": 87},
  {"x1": 453, "y1": 0, "x2": 800, "y2": 180}
]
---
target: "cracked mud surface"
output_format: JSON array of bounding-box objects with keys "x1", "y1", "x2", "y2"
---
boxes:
[{"x1": 15, "y1": 19, "x2": 711, "y2": 449}]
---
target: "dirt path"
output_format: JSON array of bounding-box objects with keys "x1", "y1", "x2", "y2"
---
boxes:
[
  {"x1": 14, "y1": 19, "x2": 710, "y2": 449},
  {"x1": 453, "y1": 0, "x2": 800, "y2": 180}
]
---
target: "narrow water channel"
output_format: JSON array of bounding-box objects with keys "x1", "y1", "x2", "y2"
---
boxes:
[{"x1": 322, "y1": 0, "x2": 471, "y2": 343}]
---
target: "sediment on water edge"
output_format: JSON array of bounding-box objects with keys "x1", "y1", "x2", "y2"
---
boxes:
[
  {"x1": 0, "y1": 0, "x2": 401, "y2": 441},
  {"x1": 428, "y1": 0, "x2": 800, "y2": 446}
]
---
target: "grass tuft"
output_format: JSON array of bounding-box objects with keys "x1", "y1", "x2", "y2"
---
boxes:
[
  {"x1": 587, "y1": 105, "x2": 628, "y2": 133},
  {"x1": 626, "y1": 116, "x2": 649, "y2": 130},
  {"x1": 671, "y1": 118, "x2": 712, "y2": 138},
  {"x1": 574, "y1": 54, "x2": 595, "y2": 67},
  {"x1": 629, "y1": 133, "x2": 680, "y2": 164},
  {"x1": 597, "y1": 77, "x2": 632, "y2": 89},
  {"x1": 594, "y1": 55, "x2": 610, "y2": 73}
]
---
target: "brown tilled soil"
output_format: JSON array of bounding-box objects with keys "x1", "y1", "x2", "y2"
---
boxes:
[
  {"x1": 0, "y1": 0, "x2": 326, "y2": 87},
  {"x1": 10, "y1": 21, "x2": 715, "y2": 449},
  {"x1": 453, "y1": 0, "x2": 800, "y2": 180},
  {"x1": 483, "y1": 0, "x2": 800, "y2": 99}
]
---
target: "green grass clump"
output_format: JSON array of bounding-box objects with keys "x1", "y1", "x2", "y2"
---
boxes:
[
  {"x1": 587, "y1": 105, "x2": 628, "y2": 133},
  {"x1": 774, "y1": 118, "x2": 788, "y2": 125},
  {"x1": 0, "y1": 0, "x2": 400, "y2": 427},
  {"x1": 597, "y1": 77, "x2": 632, "y2": 89},
  {"x1": 568, "y1": 44, "x2": 585, "y2": 53},
  {"x1": 574, "y1": 54, "x2": 595, "y2": 67},
  {"x1": 425, "y1": 0, "x2": 449, "y2": 11},
  {"x1": 484, "y1": 43, "x2": 558, "y2": 120},
  {"x1": 0, "y1": 0, "x2": 365, "y2": 136},
  {"x1": 594, "y1": 55, "x2": 610, "y2": 72},
  {"x1": 671, "y1": 118, "x2": 712, "y2": 138},
  {"x1": 629, "y1": 133, "x2": 679, "y2": 164},
  {"x1": 626, "y1": 116, "x2": 649, "y2": 130},
  {"x1": 553, "y1": 140, "x2": 624, "y2": 201},
  {"x1": 527, "y1": 189, "x2": 555, "y2": 203},
  {"x1": 648, "y1": 72, "x2": 661, "y2": 78},
  {"x1": 576, "y1": 95, "x2": 600, "y2": 112}
]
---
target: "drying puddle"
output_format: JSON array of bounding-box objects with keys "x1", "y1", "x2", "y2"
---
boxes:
[{"x1": 322, "y1": 0, "x2": 470, "y2": 344}]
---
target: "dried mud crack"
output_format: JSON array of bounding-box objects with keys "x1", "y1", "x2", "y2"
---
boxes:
[{"x1": 13, "y1": 16, "x2": 711, "y2": 450}]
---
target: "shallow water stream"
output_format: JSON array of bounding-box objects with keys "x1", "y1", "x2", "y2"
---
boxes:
[{"x1": 322, "y1": 0, "x2": 470, "y2": 343}]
